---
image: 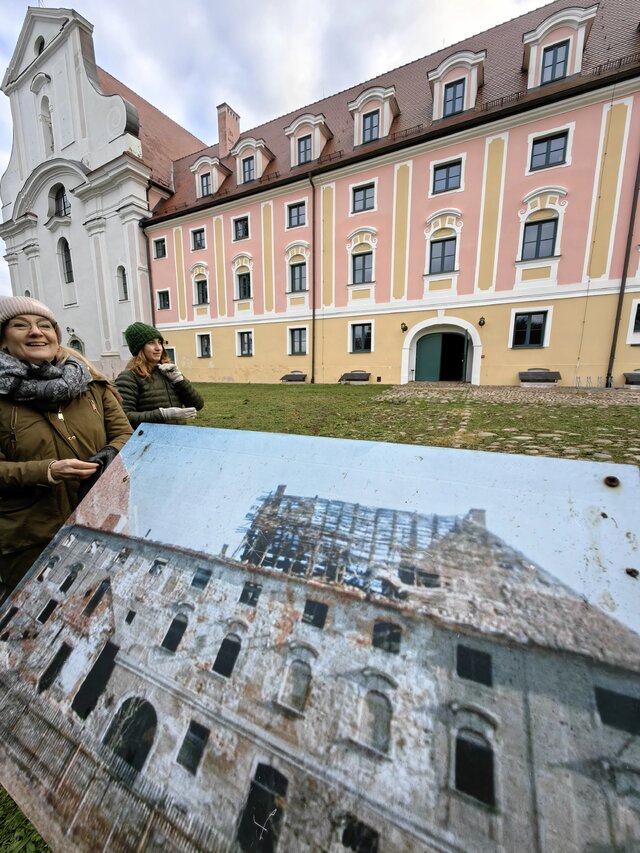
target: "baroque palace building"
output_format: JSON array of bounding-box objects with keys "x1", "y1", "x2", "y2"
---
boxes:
[{"x1": 2, "y1": 0, "x2": 640, "y2": 384}]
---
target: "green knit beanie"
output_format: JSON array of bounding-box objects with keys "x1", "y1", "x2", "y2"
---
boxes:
[{"x1": 125, "y1": 322, "x2": 164, "y2": 355}]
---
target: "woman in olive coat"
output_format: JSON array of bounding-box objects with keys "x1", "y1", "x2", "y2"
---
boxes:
[
  {"x1": 0, "y1": 296, "x2": 133, "y2": 588},
  {"x1": 115, "y1": 323, "x2": 204, "y2": 429}
]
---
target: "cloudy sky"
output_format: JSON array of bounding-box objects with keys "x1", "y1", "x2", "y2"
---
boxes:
[{"x1": 0, "y1": 0, "x2": 551, "y2": 296}]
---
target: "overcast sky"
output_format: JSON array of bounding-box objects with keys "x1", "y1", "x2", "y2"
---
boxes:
[{"x1": 0, "y1": 0, "x2": 552, "y2": 297}]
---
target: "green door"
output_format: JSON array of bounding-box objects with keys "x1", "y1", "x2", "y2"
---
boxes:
[{"x1": 415, "y1": 333, "x2": 442, "y2": 381}]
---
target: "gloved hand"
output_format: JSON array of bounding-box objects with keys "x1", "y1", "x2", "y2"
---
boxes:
[
  {"x1": 159, "y1": 406, "x2": 197, "y2": 423},
  {"x1": 157, "y1": 363, "x2": 184, "y2": 384},
  {"x1": 77, "y1": 446, "x2": 118, "y2": 501}
]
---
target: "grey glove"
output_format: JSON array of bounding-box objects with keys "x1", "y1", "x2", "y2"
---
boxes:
[
  {"x1": 158, "y1": 363, "x2": 184, "y2": 384},
  {"x1": 159, "y1": 406, "x2": 197, "y2": 423}
]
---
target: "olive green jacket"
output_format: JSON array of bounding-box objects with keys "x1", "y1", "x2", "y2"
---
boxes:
[
  {"x1": 0, "y1": 382, "x2": 133, "y2": 558},
  {"x1": 115, "y1": 368, "x2": 204, "y2": 428}
]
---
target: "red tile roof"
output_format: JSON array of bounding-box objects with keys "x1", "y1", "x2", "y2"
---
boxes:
[
  {"x1": 96, "y1": 67, "x2": 206, "y2": 192},
  {"x1": 147, "y1": 0, "x2": 640, "y2": 222}
]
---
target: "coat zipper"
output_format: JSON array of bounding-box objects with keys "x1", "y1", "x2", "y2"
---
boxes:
[{"x1": 57, "y1": 406, "x2": 76, "y2": 441}]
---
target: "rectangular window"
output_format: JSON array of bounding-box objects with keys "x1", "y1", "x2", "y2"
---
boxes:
[
  {"x1": 634, "y1": 304, "x2": 640, "y2": 333},
  {"x1": 362, "y1": 110, "x2": 380, "y2": 143},
  {"x1": 352, "y1": 183, "x2": 375, "y2": 213},
  {"x1": 242, "y1": 156, "x2": 255, "y2": 183},
  {"x1": 512, "y1": 311, "x2": 547, "y2": 348},
  {"x1": 38, "y1": 642, "x2": 72, "y2": 694},
  {"x1": 443, "y1": 79, "x2": 465, "y2": 116},
  {"x1": 521, "y1": 219, "x2": 557, "y2": 260},
  {"x1": 352, "y1": 251, "x2": 373, "y2": 284},
  {"x1": 429, "y1": 237, "x2": 456, "y2": 274},
  {"x1": 191, "y1": 229, "x2": 205, "y2": 251},
  {"x1": 302, "y1": 599, "x2": 328, "y2": 628},
  {"x1": 239, "y1": 581, "x2": 262, "y2": 606},
  {"x1": 157, "y1": 290, "x2": 170, "y2": 310},
  {"x1": 71, "y1": 640, "x2": 119, "y2": 719},
  {"x1": 234, "y1": 217, "x2": 249, "y2": 240},
  {"x1": 83, "y1": 580, "x2": 110, "y2": 617},
  {"x1": 287, "y1": 202, "x2": 306, "y2": 228},
  {"x1": 165, "y1": 346, "x2": 176, "y2": 363},
  {"x1": 455, "y1": 733, "x2": 495, "y2": 807},
  {"x1": 197, "y1": 333, "x2": 211, "y2": 358},
  {"x1": 191, "y1": 567, "x2": 212, "y2": 590},
  {"x1": 237, "y1": 273, "x2": 251, "y2": 300},
  {"x1": 161, "y1": 615, "x2": 187, "y2": 652},
  {"x1": 372, "y1": 621, "x2": 401, "y2": 654},
  {"x1": 290, "y1": 328, "x2": 307, "y2": 355},
  {"x1": 290, "y1": 263, "x2": 307, "y2": 292},
  {"x1": 177, "y1": 720, "x2": 210, "y2": 775},
  {"x1": 239, "y1": 331, "x2": 253, "y2": 357},
  {"x1": 433, "y1": 160, "x2": 462, "y2": 193},
  {"x1": 153, "y1": 238, "x2": 167, "y2": 259},
  {"x1": 530, "y1": 131, "x2": 568, "y2": 170},
  {"x1": 297, "y1": 134, "x2": 312, "y2": 164},
  {"x1": 541, "y1": 40, "x2": 569, "y2": 84},
  {"x1": 351, "y1": 323, "x2": 372, "y2": 353},
  {"x1": 125, "y1": 610, "x2": 136, "y2": 624},
  {"x1": 456, "y1": 645, "x2": 493, "y2": 686},
  {"x1": 195, "y1": 279, "x2": 208, "y2": 304},
  {"x1": 595, "y1": 687, "x2": 640, "y2": 735},
  {"x1": 200, "y1": 173, "x2": 211, "y2": 196},
  {"x1": 37, "y1": 599, "x2": 58, "y2": 624}
]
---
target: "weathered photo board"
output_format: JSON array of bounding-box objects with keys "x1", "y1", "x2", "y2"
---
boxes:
[{"x1": 0, "y1": 424, "x2": 638, "y2": 852}]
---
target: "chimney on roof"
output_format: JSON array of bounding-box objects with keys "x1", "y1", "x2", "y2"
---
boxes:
[
  {"x1": 468, "y1": 508, "x2": 486, "y2": 527},
  {"x1": 217, "y1": 103, "x2": 240, "y2": 159}
]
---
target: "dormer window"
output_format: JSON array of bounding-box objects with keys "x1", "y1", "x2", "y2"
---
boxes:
[
  {"x1": 348, "y1": 86, "x2": 399, "y2": 147},
  {"x1": 284, "y1": 114, "x2": 333, "y2": 167},
  {"x1": 190, "y1": 156, "x2": 231, "y2": 197},
  {"x1": 522, "y1": 6, "x2": 597, "y2": 90},
  {"x1": 428, "y1": 50, "x2": 485, "y2": 121},
  {"x1": 200, "y1": 173, "x2": 211, "y2": 196},
  {"x1": 231, "y1": 138, "x2": 274, "y2": 184},
  {"x1": 242, "y1": 156, "x2": 255, "y2": 183}
]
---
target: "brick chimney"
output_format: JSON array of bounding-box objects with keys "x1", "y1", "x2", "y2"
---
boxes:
[
  {"x1": 217, "y1": 103, "x2": 240, "y2": 158},
  {"x1": 467, "y1": 508, "x2": 486, "y2": 527}
]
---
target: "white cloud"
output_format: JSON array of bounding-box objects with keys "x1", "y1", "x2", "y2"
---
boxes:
[{"x1": 0, "y1": 0, "x2": 550, "y2": 297}]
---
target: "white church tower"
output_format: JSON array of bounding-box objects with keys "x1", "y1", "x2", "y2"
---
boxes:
[{"x1": 0, "y1": 7, "x2": 204, "y2": 374}]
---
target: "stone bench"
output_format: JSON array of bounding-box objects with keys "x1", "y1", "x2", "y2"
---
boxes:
[
  {"x1": 519, "y1": 368, "x2": 561, "y2": 387},
  {"x1": 280, "y1": 372, "x2": 306, "y2": 383},
  {"x1": 339, "y1": 371, "x2": 371, "y2": 384},
  {"x1": 623, "y1": 370, "x2": 640, "y2": 388}
]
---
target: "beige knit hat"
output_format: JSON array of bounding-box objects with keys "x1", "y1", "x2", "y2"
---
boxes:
[{"x1": 0, "y1": 295, "x2": 62, "y2": 343}]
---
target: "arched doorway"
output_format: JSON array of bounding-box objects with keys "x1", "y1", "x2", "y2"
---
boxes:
[
  {"x1": 103, "y1": 697, "x2": 157, "y2": 771},
  {"x1": 415, "y1": 331, "x2": 469, "y2": 381}
]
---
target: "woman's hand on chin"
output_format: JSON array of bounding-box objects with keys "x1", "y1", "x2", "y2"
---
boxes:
[{"x1": 50, "y1": 459, "x2": 100, "y2": 481}]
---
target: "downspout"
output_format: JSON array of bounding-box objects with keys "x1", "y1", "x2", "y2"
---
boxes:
[
  {"x1": 139, "y1": 218, "x2": 156, "y2": 329},
  {"x1": 310, "y1": 176, "x2": 316, "y2": 384},
  {"x1": 605, "y1": 141, "x2": 640, "y2": 387}
]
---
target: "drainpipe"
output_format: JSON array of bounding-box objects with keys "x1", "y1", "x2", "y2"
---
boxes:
[
  {"x1": 310, "y1": 177, "x2": 316, "y2": 384},
  {"x1": 139, "y1": 219, "x2": 156, "y2": 329},
  {"x1": 605, "y1": 141, "x2": 640, "y2": 387}
]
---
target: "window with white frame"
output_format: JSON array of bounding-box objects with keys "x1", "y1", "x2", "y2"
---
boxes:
[
  {"x1": 515, "y1": 188, "x2": 567, "y2": 286},
  {"x1": 627, "y1": 300, "x2": 640, "y2": 344},
  {"x1": 117, "y1": 266, "x2": 128, "y2": 301},
  {"x1": 429, "y1": 237, "x2": 456, "y2": 274},
  {"x1": 165, "y1": 346, "x2": 176, "y2": 363},
  {"x1": 347, "y1": 86, "x2": 398, "y2": 146},
  {"x1": 59, "y1": 237, "x2": 76, "y2": 306},
  {"x1": 197, "y1": 333, "x2": 211, "y2": 358},
  {"x1": 352, "y1": 183, "x2": 375, "y2": 213},
  {"x1": 287, "y1": 201, "x2": 306, "y2": 228},
  {"x1": 297, "y1": 135, "x2": 312, "y2": 164},
  {"x1": 157, "y1": 290, "x2": 170, "y2": 310},
  {"x1": 289, "y1": 327, "x2": 307, "y2": 355},
  {"x1": 351, "y1": 322, "x2": 372, "y2": 353},
  {"x1": 433, "y1": 159, "x2": 462, "y2": 194},
  {"x1": 512, "y1": 311, "x2": 548, "y2": 348},
  {"x1": 153, "y1": 238, "x2": 167, "y2": 259},
  {"x1": 522, "y1": 6, "x2": 596, "y2": 90},
  {"x1": 521, "y1": 219, "x2": 557, "y2": 260},
  {"x1": 191, "y1": 228, "x2": 205, "y2": 251},
  {"x1": 290, "y1": 262, "x2": 307, "y2": 292},
  {"x1": 541, "y1": 40, "x2": 569, "y2": 84},
  {"x1": 233, "y1": 216, "x2": 249, "y2": 240},
  {"x1": 530, "y1": 131, "x2": 568, "y2": 171},
  {"x1": 362, "y1": 110, "x2": 380, "y2": 143},
  {"x1": 200, "y1": 173, "x2": 211, "y2": 196},
  {"x1": 444, "y1": 79, "x2": 465, "y2": 116},
  {"x1": 237, "y1": 271, "x2": 251, "y2": 300},
  {"x1": 428, "y1": 51, "x2": 485, "y2": 120},
  {"x1": 352, "y1": 250, "x2": 373, "y2": 284},
  {"x1": 54, "y1": 185, "x2": 71, "y2": 217},
  {"x1": 238, "y1": 330, "x2": 253, "y2": 357},
  {"x1": 424, "y1": 211, "x2": 462, "y2": 285},
  {"x1": 194, "y1": 277, "x2": 208, "y2": 305},
  {"x1": 242, "y1": 156, "x2": 255, "y2": 183}
]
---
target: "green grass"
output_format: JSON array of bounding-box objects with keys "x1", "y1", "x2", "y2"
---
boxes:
[{"x1": 3, "y1": 382, "x2": 638, "y2": 845}]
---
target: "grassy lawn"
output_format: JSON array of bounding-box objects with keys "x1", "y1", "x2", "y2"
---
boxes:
[{"x1": 3, "y1": 381, "x2": 638, "y2": 848}]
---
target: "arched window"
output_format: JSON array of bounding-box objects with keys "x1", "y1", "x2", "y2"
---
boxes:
[
  {"x1": 362, "y1": 690, "x2": 392, "y2": 753},
  {"x1": 117, "y1": 266, "x2": 128, "y2": 301},
  {"x1": 40, "y1": 96, "x2": 54, "y2": 154},
  {"x1": 283, "y1": 660, "x2": 311, "y2": 712},
  {"x1": 212, "y1": 633, "x2": 241, "y2": 678},
  {"x1": 54, "y1": 186, "x2": 70, "y2": 217},
  {"x1": 60, "y1": 238, "x2": 74, "y2": 283},
  {"x1": 68, "y1": 336, "x2": 85, "y2": 354},
  {"x1": 161, "y1": 613, "x2": 188, "y2": 652},
  {"x1": 35, "y1": 36, "x2": 45, "y2": 56},
  {"x1": 455, "y1": 729, "x2": 495, "y2": 806},
  {"x1": 59, "y1": 571, "x2": 78, "y2": 593},
  {"x1": 103, "y1": 697, "x2": 157, "y2": 772}
]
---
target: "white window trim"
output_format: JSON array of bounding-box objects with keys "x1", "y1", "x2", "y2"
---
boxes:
[
  {"x1": 232, "y1": 213, "x2": 251, "y2": 242},
  {"x1": 626, "y1": 298, "x2": 640, "y2": 346},
  {"x1": 190, "y1": 226, "x2": 206, "y2": 252},
  {"x1": 198, "y1": 170, "x2": 212, "y2": 198},
  {"x1": 241, "y1": 154, "x2": 255, "y2": 184},
  {"x1": 523, "y1": 6, "x2": 596, "y2": 89},
  {"x1": 347, "y1": 86, "x2": 398, "y2": 146},
  {"x1": 423, "y1": 210, "x2": 462, "y2": 297},
  {"x1": 285, "y1": 198, "x2": 308, "y2": 230},
  {"x1": 153, "y1": 237, "x2": 167, "y2": 260},
  {"x1": 296, "y1": 133, "x2": 313, "y2": 166},
  {"x1": 507, "y1": 305, "x2": 554, "y2": 349},
  {"x1": 514, "y1": 187, "x2": 567, "y2": 288},
  {"x1": 525, "y1": 122, "x2": 574, "y2": 177},
  {"x1": 428, "y1": 51, "x2": 485, "y2": 120},
  {"x1": 165, "y1": 345, "x2": 177, "y2": 364},
  {"x1": 156, "y1": 289, "x2": 171, "y2": 311},
  {"x1": 236, "y1": 328, "x2": 255, "y2": 357},
  {"x1": 192, "y1": 274, "x2": 209, "y2": 306},
  {"x1": 347, "y1": 228, "x2": 377, "y2": 287},
  {"x1": 116, "y1": 265, "x2": 129, "y2": 302},
  {"x1": 347, "y1": 319, "x2": 375, "y2": 354},
  {"x1": 287, "y1": 324, "x2": 309, "y2": 356},
  {"x1": 196, "y1": 332, "x2": 212, "y2": 358},
  {"x1": 429, "y1": 153, "x2": 467, "y2": 199},
  {"x1": 349, "y1": 177, "x2": 378, "y2": 217}
]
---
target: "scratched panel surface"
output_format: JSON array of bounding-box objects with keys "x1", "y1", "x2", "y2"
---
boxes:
[{"x1": 0, "y1": 424, "x2": 638, "y2": 852}]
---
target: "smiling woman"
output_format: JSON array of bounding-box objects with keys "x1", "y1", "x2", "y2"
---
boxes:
[{"x1": 0, "y1": 296, "x2": 133, "y2": 590}]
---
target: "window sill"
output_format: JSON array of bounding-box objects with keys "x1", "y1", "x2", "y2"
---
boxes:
[
  {"x1": 349, "y1": 350, "x2": 372, "y2": 355},
  {"x1": 233, "y1": 236, "x2": 249, "y2": 242},
  {"x1": 511, "y1": 344, "x2": 545, "y2": 349},
  {"x1": 154, "y1": 256, "x2": 167, "y2": 261},
  {"x1": 118, "y1": 298, "x2": 130, "y2": 303},
  {"x1": 430, "y1": 186, "x2": 462, "y2": 197},
  {"x1": 515, "y1": 255, "x2": 560, "y2": 266},
  {"x1": 192, "y1": 302, "x2": 210, "y2": 307},
  {"x1": 286, "y1": 289, "x2": 309, "y2": 294},
  {"x1": 450, "y1": 787, "x2": 497, "y2": 814},
  {"x1": 237, "y1": 354, "x2": 253, "y2": 358},
  {"x1": 427, "y1": 269, "x2": 458, "y2": 277},
  {"x1": 191, "y1": 247, "x2": 206, "y2": 252},
  {"x1": 347, "y1": 736, "x2": 390, "y2": 760},
  {"x1": 348, "y1": 280, "x2": 375, "y2": 287},
  {"x1": 351, "y1": 207, "x2": 375, "y2": 215},
  {"x1": 197, "y1": 355, "x2": 212, "y2": 359},
  {"x1": 286, "y1": 223, "x2": 306, "y2": 230},
  {"x1": 274, "y1": 699, "x2": 306, "y2": 718}
]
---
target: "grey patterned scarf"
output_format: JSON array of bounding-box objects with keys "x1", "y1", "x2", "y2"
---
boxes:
[{"x1": 0, "y1": 351, "x2": 92, "y2": 410}]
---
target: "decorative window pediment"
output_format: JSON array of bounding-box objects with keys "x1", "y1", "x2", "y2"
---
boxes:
[
  {"x1": 522, "y1": 6, "x2": 597, "y2": 89},
  {"x1": 347, "y1": 86, "x2": 399, "y2": 146},
  {"x1": 284, "y1": 113, "x2": 333, "y2": 166},
  {"x1": 190, "y1": 155, "x2": 231, "y2": 197},
  {"x1": 428, "y1": 51, "x2": 486, "y2": 120},
  {"x1": 230, "y1": 137, "x2": 274, "y2": 184}
]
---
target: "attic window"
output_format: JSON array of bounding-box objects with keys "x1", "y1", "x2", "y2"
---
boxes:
[
  {"x1": 191, "y1": 567, "x2": 212, "y2": 590},
  {"x1": 35, "y1": 36, "x2": 45, "y2": 56}
]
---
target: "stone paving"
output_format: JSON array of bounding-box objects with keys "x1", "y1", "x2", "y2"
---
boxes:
[{"x1": 375, "y1": 383, "x2": 640, "y2": 465}]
